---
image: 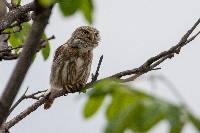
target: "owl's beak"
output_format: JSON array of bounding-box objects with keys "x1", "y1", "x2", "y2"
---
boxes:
[{"x1": 91, "y1": 33, "x2": 95, "y2": 42}]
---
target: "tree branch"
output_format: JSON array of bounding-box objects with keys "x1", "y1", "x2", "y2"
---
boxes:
[
  {"x1": 8, "y1": 88, "x2": 46, "y2": 117},
  {"x1": 0, "y1": 2, "x2": 35, "y2": 32},
  {"x1": 2, "y1": 0, "x2": 12, "y2": 10},
  {"x1": 1, "y1": 17, "x2": 200, "y2": 131},
  {"x1": 111, "y1": 18, "x2": 200, "y2": 82},
  {"x1": 0, "y1": 3, "x2": 53, "y2": 126},
  {"x1": 0, "y1": 35, "x2": 55, "y2": 61}
]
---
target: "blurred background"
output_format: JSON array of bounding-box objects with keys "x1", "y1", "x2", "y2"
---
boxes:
[{"x1": 1, "y1": 0, "x2": 200, "y2": 132}]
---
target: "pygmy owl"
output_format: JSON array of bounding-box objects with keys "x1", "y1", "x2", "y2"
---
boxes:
[{"x1": 44, "y1": 26, "x2": 100, "y2": 109}]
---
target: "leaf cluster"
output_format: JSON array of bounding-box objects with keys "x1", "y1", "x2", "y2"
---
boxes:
[
  {"x1": 83, "y1": 80, "x2": 200, "y2": 133},
  {"x1": 4, "y1": 22, "x2": 50, "y2": 60},
  {"x1": 37, "y1": 0, "x2": 93, "y2": 24}
]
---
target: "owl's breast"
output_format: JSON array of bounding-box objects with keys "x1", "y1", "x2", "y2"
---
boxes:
[
  {"x1": 76, "y1": 57, "x2": 84, "y2": 71},
  {"x1": 61, "y1": 57, "x2": 86, "y2": 85}
]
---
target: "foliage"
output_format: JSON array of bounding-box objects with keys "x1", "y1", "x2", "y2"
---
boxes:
[
  {"x1": 4, "y1": 22, "x2": 50, "y2": 60},
  {"x1": 41, "y1": 34, "x2": 51, "y2": 60},
  {"x1": 38, "y1": 0, "x2": 94, "y2": 24},
  {"x1": 11, "y1": 0, "x2": 21, "y2": 6},
  {"x1": 83, "y1": 80, "x2": 200, "y2": 133},
  {"x1": 58, "y1": 0, "x2": 93, "y2": 24},
  {"x1": 38, "y1": 0, "x2": 56, "y2": 7}
]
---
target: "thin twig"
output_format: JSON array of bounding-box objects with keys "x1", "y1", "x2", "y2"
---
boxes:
[
  {"x1": 8, "y1": 88, "x2": 46, "y2": 116},
  {"x1": 91, "y1": 55, "x2": 103, "y2": 82},
  {"x1": 185, "y1": 30, "x2": 200, "y2": 44},
  {"x1": 7, "y1": 88, "x2": 29, "y2": 117},
  {"x1": 0, "y1": 53, "x2": 19, "y2": 60},
  {"x1": 25, "y1": 90, "x2": 46, "y2": 100},
  {"x1": 0, "y1": 46, "x2": 22, "y2": 53},
  {"x1": 2, "y1": 0, "x2": 12, "y2": 9},
  {"x1": 0, "y1": 26, "x2": 22, "y2": 35}
]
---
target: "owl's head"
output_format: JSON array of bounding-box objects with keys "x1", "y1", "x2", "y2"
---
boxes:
[{"x1": 69, "y1": 26, "x2": 100, "y2": 52}]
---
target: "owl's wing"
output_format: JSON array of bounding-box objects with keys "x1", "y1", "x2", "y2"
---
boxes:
[
  {"x1": 50, "y1": 44, "x2": 71, "y2": 86},
  {"x1": 53, "y1": 43, "x2": 72, "y2": 64}
]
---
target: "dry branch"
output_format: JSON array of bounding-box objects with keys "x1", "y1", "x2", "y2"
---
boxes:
[
  {"x1": 91, "y1": 55, "x2": 103, "y2": 82},
  {"x1": 111, "y1": 18, "x2": 200, "y2": 82},
  {"x1": 8, "y1": 88, "x2": 46, "y2": 117},
  {"x1": 2, "y1": 0, "x2": 12, "y2": 10}
]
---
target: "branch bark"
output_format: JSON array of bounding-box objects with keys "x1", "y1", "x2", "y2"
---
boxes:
[
  {"x1": 0, "y1": 0, "x2": 7, "y2": 17},
  {"x1": 1, "y1": 17, "x2": 200, "y2": 131},
  {"x1": 0, "y1": 3, "x2": 53, "y2": 126},
  {"x1": 0, "y1": 0, "x2": 9, "y2": 62}
]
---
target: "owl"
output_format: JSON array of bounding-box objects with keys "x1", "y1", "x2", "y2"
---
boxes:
[{"x1": 44, "y1": 26, "x2": 100, "y2": 109}]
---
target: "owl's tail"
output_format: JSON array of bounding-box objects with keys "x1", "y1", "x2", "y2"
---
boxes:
[
  {"x1": 44, "y1": 97, "x2": 54, "y2": 110},
  {"x1": 43, "y1": 88, "x2": 59, "y2": 109}
]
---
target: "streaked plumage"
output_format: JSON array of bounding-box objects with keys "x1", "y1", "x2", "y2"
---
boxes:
[{"x1": 44, "y1": 26, "x2": 100, "y2": 109}]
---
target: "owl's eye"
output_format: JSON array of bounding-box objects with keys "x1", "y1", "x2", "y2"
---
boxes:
[
  {"x1": 83, "y1": 44, "x2": 88, "y2": 48},
  {"x1": 95, "y1": 32, "x2": 99, "y2": 37},
  {"x1": 83, "y1": 30, "x2": 90, "y2": 35}
]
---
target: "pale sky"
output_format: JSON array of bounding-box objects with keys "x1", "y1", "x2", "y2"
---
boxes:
[{"x1": 1, "y1": 0, "x2": 200, "y2": 133}]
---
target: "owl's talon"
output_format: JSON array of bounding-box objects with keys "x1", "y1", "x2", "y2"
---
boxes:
[
  {"x1": 63, "y1": 85, "x2": 73, "y2": 93},
  {"x1": 74, "y1": 84, "x2": 84, "y2": 92}
]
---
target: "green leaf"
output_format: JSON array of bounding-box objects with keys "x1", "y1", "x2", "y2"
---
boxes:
[
  {"x1": 6, "y1": 23, "x2": 51, "y2": 60},
  {"x1": 105, "y1": 102, "x2": 144, "y2": 133},
  {"x1": 8, "y1": 22, "x2": 31, "y2": 53},
  {"x1": 168, "y1": 121, "x2": 184, "y2": 133},
  {"x1": 83, "y1": 80, "x2": 117, "y2": 119},
  {"x1": 20, "y1": 23, "x2": 31, "y2": 38},
  {"x1": 129, "y1": 99, "x2": 166, "y2": 132},
  {"x1": 188, "y1": 113, "x2": 200, "y2": 131},
  {"x1": 41, "y1": 34, "x2": 50, "y2": 60},
  {"x1": 105, "y1": 84, "x2": 148, "y2": 121},
  {"x1": 106, "y1": 89, "x2": 137, "y2": 121},
  {"x1": 9, "y1": 32, "x2": 23, "y2": 49},
  {"x1": 80, "y1": 0, "x2": 93, "y2": 24},
  {"x1": 89, "y1": 79, "x2": 115, "y2": 97},
  {"x1": 38, "y1": 0, "x2": 56, "y2": 7},
  {"x1": 166, "y1": 106, "x2": 186, "y2": 133},
  {"x1": 58, "y1": 0, "x2": 81, "y2": 16},
  {"x1": 83, "y1": 95, "x2": 105, "y2": 118},
  {"x1": 11, "y1": 0, "x2": 21, "y2": 6},
  {"x1": 42, "y1": 43, "x2": 50, "y2": 60}
]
